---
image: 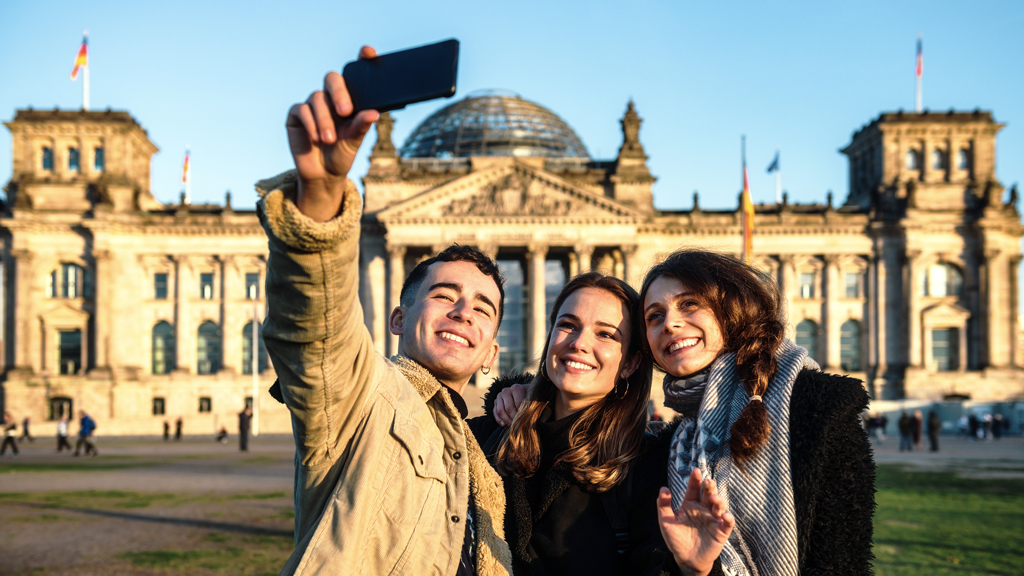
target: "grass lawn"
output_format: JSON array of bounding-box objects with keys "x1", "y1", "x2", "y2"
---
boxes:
[{"x1": 873, "y1": 464, "x2": 1024, "y2": 575}]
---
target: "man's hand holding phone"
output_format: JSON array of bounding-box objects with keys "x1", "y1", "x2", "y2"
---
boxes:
[{"x1": 286, "y1": 46, "x2": 379, "y2": 223}]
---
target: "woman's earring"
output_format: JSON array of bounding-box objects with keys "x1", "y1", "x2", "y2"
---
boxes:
[
  {"x1": 615, "y1": 378, "x2": 629, "y2": 400},
  {"x1": 539, "y1": 360, "x2": 547, "y2": 379},
  {"x1": 481, "y1": 366, "x2": 491, "y2": 375}
]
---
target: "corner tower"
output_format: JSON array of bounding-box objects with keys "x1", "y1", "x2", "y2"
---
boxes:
[{"x1": 3, "y1": 108, "x2": 162, "y2": 213}]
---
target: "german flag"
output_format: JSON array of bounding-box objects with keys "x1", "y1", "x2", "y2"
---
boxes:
[
  {"x1": 181, "y1": 150, "x2": 190, "y2": 184},
  {"x1": 741, "y1": 164, "x2": 754, "y2": 263},
  {"x1": 70, "y1": 36, "x2": 88, "y2": 80}
]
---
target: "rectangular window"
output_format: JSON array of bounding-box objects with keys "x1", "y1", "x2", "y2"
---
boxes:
[
  {"x1": 42, "y1": 147, "x2": 54, "y2": 171},
  {"x1": 58, "y1": 330, "x2": 82, "y2": 375},
  {"x1": 200, "y1": 273, "x2": 214, "y2": 300},
  {"x1": 68, "y1": 148, "x2": 80, "y2": 172},
  {"x1": 94, "y1": 147, "x2": 105, "y2": 171},
  {"x1": 245, "y1": 396, "x2": 253, "y2": 410},
  {"x1": 799, "y1": 272, "x2": 815, "y2": 299},
  {"x1": 932, "y1": 328, "x2": 959, "y2": 372},
  {"x1": 845, "y1": 272, "x2": 860, "y2": 298},
  {"x1": 152, "y1": 397, "x2": 166, "y2": 416},
  {"x1": 198, "y1": 397, "x2": 212, "y2": 413},
  {"x1": 154, "y1": 273, "x2": 168, "y2": 299},
  {"x1": 245, "y1": 272, "x2": 260, "y2": 300}
]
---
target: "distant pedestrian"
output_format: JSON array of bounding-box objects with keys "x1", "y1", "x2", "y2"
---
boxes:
[
  {"x1": 957, "y1": 415, "x2": 969, "y2": 438},
  {"x1": 73, "y1": 410, "x2": 98, "y2": 456},
  {"x1": 163, "y1": 420, "x2": 170, "y2": 441},
  {"x1": 18, "y1": 416, "x2": 33, "y2": 443},
  {"x1": 216, "y1": 426, "x2": 228, "y2": 443},
  {"x1": 880, "y1": 414, "x2": 889, "y2": 436},
  {"x1": 912, "y1": 410, "x2": 923, "y2": 449},
  {"x1": 174, "y1": 416, "x2": 183, "y2": 441},
  {"x1": 56, "y1": 415, "x2": 72, "y2": 452},
  {"x1": 969, "y1": 414, "x2": 980, "y2": 440},
  {"x1": 1, "y1": 412, "x2": 19, "y2": 457},
  {"x1": 992, "y1": 414, "x2": 1003, "y2": 440},
  {"x1": 238, "y1": 407, "x2": 252, "y2": 452},
  {"x1": 983, "y1": 413, "x2": 993, "y2": 440},
  {"x1": 898, "y1": 412, "x2": 914, "y2": 451},
  {"x1": 927, "y1": 411, "x2": 941, "y2": 452}
]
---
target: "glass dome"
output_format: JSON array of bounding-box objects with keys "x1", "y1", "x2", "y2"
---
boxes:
[{"x1": 399, "y1": 91, "x2": 589, "y2": 159}]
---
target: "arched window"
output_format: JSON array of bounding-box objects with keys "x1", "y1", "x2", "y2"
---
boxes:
[
  {"x1": 795, "y1": 320, "x2": 819, "y2": 362},
  {"x1": 931, "y1": 149, "x2": 947, "y2": 170},
  {"x1": 957, "y1": 149, "x2": 970, "y2": 170},
  {"x1": 919, "y1": 263, "x2": 964, "y2": 297},
  {"x1": 840, "y1": 320, "x2": 862, "y2": 372},
  {"x1": 42, "y1": 147, "x2": 54, "y2": 171},
  {"x1": 241, "y1": 321, "x2": 268, "y2": 375},
  {"x1": 905, "y1": 149, "x2": 920, "y2": 170},
  {"x1": 47, "y1": 263, "x2": 91, "y2": 299},
  {"x1": 152, "y1": 321, "x2": 175, "y2": 375},
  {"x1": 197, "y1": 321, "x2": 221, "y2": 375},
  {"x1": 68, "y1": 147, "x2": 80, "y2": 172}
]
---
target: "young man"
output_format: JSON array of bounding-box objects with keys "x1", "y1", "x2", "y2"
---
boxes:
[{"x1": 257, "y1": 46, "x2": 512, "y2": 575}]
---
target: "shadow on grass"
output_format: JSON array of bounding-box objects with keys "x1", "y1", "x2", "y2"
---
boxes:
[{"x1": 50, "y1": 505, "x2": 294, "y2": 538}]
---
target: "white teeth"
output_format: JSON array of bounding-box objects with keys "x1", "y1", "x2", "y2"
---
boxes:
[
  {"x1": 565, "y1": 360, "x2": 595, "y2": 370},
  {"x1": 440, "y1": 332, "x2": 469, "y2": 346},
  {"x1": 669, "y1": 338, "x2": 699, "y2": 352}
]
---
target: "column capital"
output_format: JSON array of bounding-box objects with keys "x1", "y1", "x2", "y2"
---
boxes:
[
  {"x1": 385, "y1": 243, "x2": 407, "y2": 259},
  {"x1": 823, "y1": 254, "x2": 841, "y2": 266},
  {"x1": 621, "y1": 244, "x2": 639, "y2": 257},
  {"x1": 573, "y1": 243, "x2": 594, "y2": 257},
  {"x1": 984, "y1": 248, "x2": 1002, "y2": 261},
  {"x1": 778, "y1": 254, "x2": 795, "y2": 265},
  {"x1": 92, "y1": 249, "x2": 113, "y2": 263},
  {"x1": 476, "y1": 244, "x2": 499, "y2": 261},
  {"x1": 527, "y1": 243, "x2": 549, "y2": 258},
  {"x1": 11, "y1": 248, "x2": 33, "y2": 262}
]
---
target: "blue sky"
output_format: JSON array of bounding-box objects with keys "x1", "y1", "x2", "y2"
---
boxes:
[{"x1": 2, "y1": 0, "x2": 1021, "y2": 213}]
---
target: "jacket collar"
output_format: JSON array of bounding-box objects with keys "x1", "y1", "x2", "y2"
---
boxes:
[{"x1": 390, "y1": 355, "x2": 468, "y2": 419}]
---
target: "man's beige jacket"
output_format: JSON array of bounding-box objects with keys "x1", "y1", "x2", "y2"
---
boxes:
[{"x1": 256, "y1": 171, "x2": 512, "y2": 576}]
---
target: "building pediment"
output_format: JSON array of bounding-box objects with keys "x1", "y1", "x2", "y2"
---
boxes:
[
  {"x1": 375, "y1": 161, "x2": 643, "y2": 224},
  {"x1": 38, "y1": 302, "x2": 90, "y2": 327},
  {"x1": 921, "y1": 301, "x2": 971, "y2": 326}
]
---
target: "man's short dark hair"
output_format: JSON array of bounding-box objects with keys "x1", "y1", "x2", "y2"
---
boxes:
[{"x1": 400, "y1": 245, "x2": 506, "y2": 328}]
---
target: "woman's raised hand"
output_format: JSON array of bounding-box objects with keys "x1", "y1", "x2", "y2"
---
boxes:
[
  {"x1": 657, "y1": 468, "x2": 735, "y2": 576},
  {"x1": 493, "y1": 383, "x2": 528, "y2": 426},
  {"x1": 286, "y1": 46, "x2": 380, "y2": 222}
]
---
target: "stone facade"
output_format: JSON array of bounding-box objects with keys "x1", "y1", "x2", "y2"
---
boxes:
[
  {"x1": 1, "y1": 109, "x2": 287, "y2": 436},
  {"x1": 2, "y1": 101, "x2": 1021, "y2": 436}
]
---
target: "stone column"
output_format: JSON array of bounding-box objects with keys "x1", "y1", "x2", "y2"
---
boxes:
[
  {"x1": 574, "y1": 244, "x2": 593, "y2": 275},
  {"x1": 986, "y1": 249, "x2": 1009, "y2": 367},
  {"x1": 622, "y1": 245, "x2": 639, "y2": 287},
  {"x1": 92, "y1": 249, "x2": 113, "y2": 371},
  {"x1": 386, "y1": 244, "x2": 406, "y2": 357},
  {"x1": 869, "y1": 251, "x2": 888, "y2": 391},
  {"x1": 527, "y1": 244, "x2": 549, "y2": 370},
  {"x1": 779, "y1": 256, "x2": 797, "y2": 339},
  {"x1": 174, "y1": 255, "x2": 192, "y2": 374},
  {"x1": 222, "y1": 256, "x2": 241, "y2": 374},
  {"x1": 361, "y1": 245, "x2": 388, "y2": 356},
  {"x1": 823, "y1": 256, "x2": 841, "y2": 370},
  {"x1": 906, "y1": 250, "x2": 923, "y2": 368},
  {"x1": 12, "y1": 249, "x2": 36, "y2": 372},
  {"x1": 1012, "y1": 255, "x2": 1022, "y2": 368}
]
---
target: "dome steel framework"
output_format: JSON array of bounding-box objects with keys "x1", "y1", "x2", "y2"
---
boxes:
[{"x1": 399, "y1": 92, "x2": 590, "y2": 159}]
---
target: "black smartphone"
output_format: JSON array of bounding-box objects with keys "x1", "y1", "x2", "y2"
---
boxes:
[{"x1": 342, "y1": 39, "x2": 459, "y2": 114}]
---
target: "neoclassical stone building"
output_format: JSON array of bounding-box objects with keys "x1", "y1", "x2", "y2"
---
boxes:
[{"x1": 2, "y1": 96, "x2": 1021, "y2": 434}]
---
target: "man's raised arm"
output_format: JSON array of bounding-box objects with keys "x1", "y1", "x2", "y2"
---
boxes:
[{"x1": 256, "y1": 47, "x2": 380, "y2": 474}]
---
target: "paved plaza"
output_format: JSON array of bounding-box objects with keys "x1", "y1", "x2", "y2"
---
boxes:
[{"x1": 1, "y1": 432, "x2": 1022, "y2": 574}]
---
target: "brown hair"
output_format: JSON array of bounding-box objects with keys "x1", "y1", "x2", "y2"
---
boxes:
[
  {"x1": 496, "y1": 272, "x2": 653, "y2": 492},
  {"x1": 639, "y1": 250, "x2": 785, "y2": 465}
]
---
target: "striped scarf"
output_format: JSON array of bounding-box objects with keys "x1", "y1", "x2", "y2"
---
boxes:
[{"x1": 663, "y1": 339, "x2": 817, "y2": 576}]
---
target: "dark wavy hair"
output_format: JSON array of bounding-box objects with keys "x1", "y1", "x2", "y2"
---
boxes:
[
  {"x1": 496, "y1": 272, "x2": 653, "y2": 492},
  {"x1": 639, "y1": 249, "x2": 785, "y2": 465},
  {"x1": 401, "y1": 244, "x2": 505, "y2": 328}
]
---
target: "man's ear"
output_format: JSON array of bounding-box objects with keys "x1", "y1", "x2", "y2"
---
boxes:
[
  {"x1": 622, "y1": 352, "x2": 642, "y2": 379},
  {"x1": 482, "y1": 342, "x2": 500, "y2": 371},
  {"x1": 388, "y1": 306, "x2": 405, "y2": 336}
]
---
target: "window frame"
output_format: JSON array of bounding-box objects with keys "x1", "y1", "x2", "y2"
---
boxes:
[
  {"x1": 199, "y1": 272, "x2": 215, "y2": 300},
  {"x1": 68, "y1": 147, "x2": 80, "y2": 172}
]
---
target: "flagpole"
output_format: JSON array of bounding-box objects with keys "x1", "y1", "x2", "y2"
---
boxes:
[{"x1": 82, "y1": 30, "x2": 90, "y2": 110}]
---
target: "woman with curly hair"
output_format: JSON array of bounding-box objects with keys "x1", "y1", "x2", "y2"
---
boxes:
[
  {"x1": 469, "y1": 272, "x2": 675, "y2": 575},
  {"x1": 643, "y1": 250, "x2": 875, "y2": 576}
]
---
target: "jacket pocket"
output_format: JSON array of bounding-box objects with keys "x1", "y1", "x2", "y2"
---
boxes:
[{"x1": 391, "y1": 412, "x2": 447, "y2": 483}]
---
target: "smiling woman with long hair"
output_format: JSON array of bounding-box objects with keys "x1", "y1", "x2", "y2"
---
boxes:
[
  {"x1": 643, "y1": 249, "x2": 875, "y2": 576},
  {"x1": 469, "y1": 272, "x2": 674, "y2": 575}
]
